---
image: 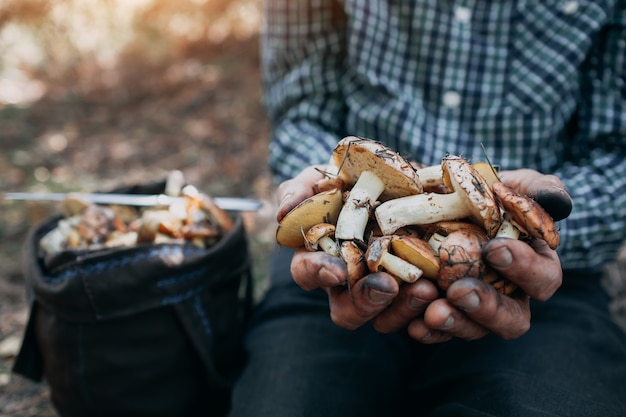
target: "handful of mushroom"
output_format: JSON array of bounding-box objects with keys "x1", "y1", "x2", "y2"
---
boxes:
[
  {"x1": 39, "y1": 174, "x2": 234, "y2": 258},
  {"x1": 276, "y1": 136, "x2": 561, "y2": 295}
]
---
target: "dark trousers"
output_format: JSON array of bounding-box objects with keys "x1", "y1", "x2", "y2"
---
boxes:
[{"x1": 229, "y1": 247, "x2": 626, "y2": 417}]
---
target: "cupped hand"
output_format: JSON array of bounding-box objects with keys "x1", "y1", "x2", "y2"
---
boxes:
[
  {"x1": 278, "y1": 165, "x2": 440, "y2": 331},
  {"x1": 407, "y1": 168, "x2": 569, "y2": 343}
]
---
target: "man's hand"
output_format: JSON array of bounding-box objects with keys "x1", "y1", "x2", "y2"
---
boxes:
[
  {"x1": 278, "y1": 165, "x2": 440, "y2": 330},
  {"x1": 278, "y1": 165, "x2": 570, "y2": 342},
  {"x1": 406, "y1": 169, "x2": 568, "y2": 343}
]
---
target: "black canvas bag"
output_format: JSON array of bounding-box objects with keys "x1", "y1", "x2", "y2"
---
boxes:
[{"x1": 12, "y1": 182, "x2": 252, "y2": 417}]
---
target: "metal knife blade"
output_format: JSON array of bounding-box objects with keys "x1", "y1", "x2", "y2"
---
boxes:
[{"x1": 2, "y1": 192, "x2": 263, "y2": 212}]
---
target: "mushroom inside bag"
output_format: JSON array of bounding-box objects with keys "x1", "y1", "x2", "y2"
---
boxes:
[{"x1": 38, "y1": 176, "x2": 236, "y2": 271}]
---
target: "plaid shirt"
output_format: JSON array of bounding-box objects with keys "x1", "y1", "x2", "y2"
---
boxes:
[{"x1": 261, "y1": 0, "x2": 626, "y2": 271}]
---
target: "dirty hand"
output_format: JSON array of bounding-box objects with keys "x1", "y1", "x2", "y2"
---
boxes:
[
  {"x1": 277, "y1": 165, "x2": 439, "y2": 330},
  {"x1": 406, "y1": 169, "x2": 570, "y2": 343}
]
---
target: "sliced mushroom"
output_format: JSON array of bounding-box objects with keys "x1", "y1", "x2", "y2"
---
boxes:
[
  {"x1": 375, "y1": 155, "x2": 501, "y2": 237},
  {"x1": 365, "y1": 236, "x2": 424, "y2": 283},
  {"x1": 276, "y1": 188, "x2": 344, "y2": 248},
  {"x1": 331, "y1": 137, "x2": 423, "y2": 242}
]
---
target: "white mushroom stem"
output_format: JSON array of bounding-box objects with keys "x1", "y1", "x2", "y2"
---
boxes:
[
  {"x1": 366, "y1": 237, "x2": 424, "y2": 283},
  {"x1": 495, "y1": 213, "x2": 527, "y2": 240},
  {"x1": 415, "y1": 164, "x2": 443, "y2": 189},
  {"x1": 335, "y1": 170, "x2": 385, "y2": 241},
  {"x1": 427, "y1": 232, "x2": 446, "y2": 253},
  {"x1": 495, "y1": 218, "x2": 520, "y2": 240},
  {"x1": 375, "y1": 192, "x2": 471, "y2": 236},
  {"x1": 317, "y1": 236, "x2": 340, "y2": 256},
  {"x1": 379, "y1": 252, "x2": 424, "y2": 283}
]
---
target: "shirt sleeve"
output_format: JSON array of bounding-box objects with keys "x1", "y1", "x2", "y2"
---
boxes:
[
  {"x1": 555, "y1": 2, "x2": 626, "y2": 270},
  {"x1": 262, "y1": 0, "x2": 348, "y2": 184}
]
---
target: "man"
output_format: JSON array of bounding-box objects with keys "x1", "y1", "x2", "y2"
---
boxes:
[{"x1": 229, "y1": 2, "x2": 626, "y2": 416}]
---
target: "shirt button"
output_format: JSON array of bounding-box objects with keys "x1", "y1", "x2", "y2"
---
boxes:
[
  {"x1": 562, "y1": 1, "x2": 579, "y2": 15},
  {"x1": 454, "y1": 6, "x2": 472, "y2": 23},
  {"x1": 443, "y1": 91, "x2": 461, "y2": 108}
]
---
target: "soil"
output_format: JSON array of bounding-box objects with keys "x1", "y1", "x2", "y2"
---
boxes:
[{"x1": 0, "y1": 34, "x2": 276, "y2": 416}]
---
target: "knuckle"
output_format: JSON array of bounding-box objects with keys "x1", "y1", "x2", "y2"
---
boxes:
[{"x1": 330, "y1": 310, "x2": 360, "y2": 330}]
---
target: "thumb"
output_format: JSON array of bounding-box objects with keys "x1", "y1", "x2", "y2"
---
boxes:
[{"x1": 499, "y1": 169, "x2": 572, "y2": 221}]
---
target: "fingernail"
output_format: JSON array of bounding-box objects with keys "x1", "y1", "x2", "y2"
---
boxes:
[
  {"x1": 319, "y1": 267, "x2": 341, "y2": 286},
  {"x1": 441, "y1": 316, "x2": 455, "y2": 329},
  {"x1": 367, "y1": 287, "x2": 394, "y2": 305},
  {"x1": 409, "y1": 296, "x2": 429, "y2": 309},
  {"x1": 486, "y1": 246, "x2": 513, "y2": 268},
  {"x1": 421, "y1": 331, "x2": 432, "y2": 341},
  {"x1": 455, "y1": 290, "x2": 480, "y2": 311}
]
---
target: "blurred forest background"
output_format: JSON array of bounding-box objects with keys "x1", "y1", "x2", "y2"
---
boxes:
[{"x1": 0, "y1": 0, "x2": 275, "y2": 415}]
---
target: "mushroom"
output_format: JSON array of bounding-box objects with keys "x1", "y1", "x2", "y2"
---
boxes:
[
  {"x1": 312, "y1": 165, "x2": 345, "y2": 194},
  {"x1": 365, "y1": 236, "x2": 424, "y2": 283},
  {"x1": 492, "y1": 181, "x2": 560, "y2": 250},
  {"x1": 76, "y1": 204, "x2": 127, "y2": 245},
  {"x1": 424, "y1": 220, "x2": 487, "y2": 253},
  {"x1": 182, "y1": 185, "x2": 235, "y2": 233},
  {"x1": 276, "y1": 188, "x2": 344, "y2": 248},
  {"x1": 375, "y1": 155, "x2": 501, "y2": 237},
  {"x1": 390, "y1": 235, "x2": 440, "y2": 280},
  {"x1": 471, "y1": 161, "x2": 522, "y2": 240},
  {"x1": 331, "y1": 137, "x2": 423, "y2": 242},
  {"x1": 414, "y1": 163, "x2": 447, "y2": 193},
  {"x1": 437, "y1": 229, "x2": 488, "y2": 291},
  {"x1": 472, "y1": 161, "x2": 560, "y2": 249},
  {"x1": 481, "y1": 267, "x2": 518, "y2": 295},
  {"x1": 304, "y1": 223, "x2": 340, "y2": 257},
  {"x1": 341, "y1": 240, "x2": 368, "y2": 289}
]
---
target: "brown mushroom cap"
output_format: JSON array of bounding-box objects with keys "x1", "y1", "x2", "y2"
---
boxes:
[
  {"x1": 276, "y1": 188, "x2": 344, "y2": 248},
  {"x1": 441, "y1": 156, "x2": 502, "y2": 237},
  {"x1": 331, "y1": 136, "x2": 423, "y2": 201},
  {"x1": 304, "y1": 223, "x2": 340, "y2": 256},
  {"x1": 390, "y1": 235, "x2": 440, "y2": 279},
  {"x1": 341, "y1": 240, "x2": 367, "y2": 289},
  {"x1": 365, "y1": 236, "x2": 393, "y2": 272},
  {"x1": 437, "y1": 229, "x2": 487, "y2": 291},
  {"x1": 492, "y1": 181, "x2": 560, "y2": 250}
]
